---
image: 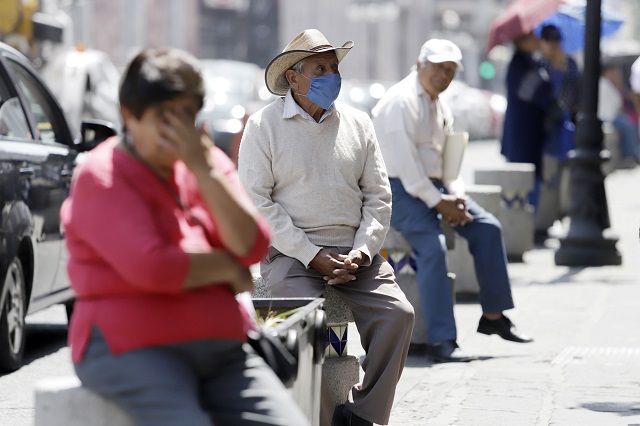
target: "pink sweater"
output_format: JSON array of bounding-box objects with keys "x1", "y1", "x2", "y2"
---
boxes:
[{"x1": 61, "y1": 140, "x2": 270, "y2": 362}]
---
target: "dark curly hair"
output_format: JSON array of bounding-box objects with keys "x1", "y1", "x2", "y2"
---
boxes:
[
  {"x1": 119, "y1": 48, "x2": 205, "y2": 131},
  {"x1": 540, "y1": 25, "x2": 563, "y2": 42}
]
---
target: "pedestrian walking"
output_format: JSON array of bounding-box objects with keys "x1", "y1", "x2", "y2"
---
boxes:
[
  {"x1": 61, "y1": 47, "x2": 309, "y2": 426},
  {"x1": 238, "y1": 29, "x2": 415, "y2": 426},
  {"x1": 626, "y1": 55, "x2": 640, "y2": 163},
  {"x1": 539, "y1": 24, "x2": 581, "y2": 161},
  {"x1": 598, "y1": 62, "x2": 640, "y2": 168},
  {"x1": 500, "y1": 32, "x2": 553, "y2": 207},
  {"x1": 372, "y1": 38, "x2": 533, "y2": 364}
]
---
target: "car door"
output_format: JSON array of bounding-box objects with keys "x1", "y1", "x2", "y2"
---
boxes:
[{"x1": 0, "y1": 52, "x2": 77, "y2": 309}]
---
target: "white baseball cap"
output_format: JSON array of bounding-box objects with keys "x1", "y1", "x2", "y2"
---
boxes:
[
  {"x1": 418, "y1": 39, "x2": 464, "y2": 71},
  {"x1": 631, "y1": 56, "x2": 640, "y2": 94}
]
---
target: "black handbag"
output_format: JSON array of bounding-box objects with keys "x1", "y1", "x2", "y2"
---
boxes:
[{"x1": 247, "y1": 329, "x2": 299, "y2": 387}]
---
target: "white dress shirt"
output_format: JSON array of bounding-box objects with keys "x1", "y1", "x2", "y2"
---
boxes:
[
  {"x1": 372, "y1": 71, "x2": 464, "y2": 208},
  {"x1": 597, "y1": 76, "x2": 622, "y2": 123},
  {"x1": 283, "y1": 89, "x2": 334, "y2": 122}
]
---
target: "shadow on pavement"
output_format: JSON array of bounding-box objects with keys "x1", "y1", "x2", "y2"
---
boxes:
[
  {"x1": 22, "y1": 323, "x2": 68, "y2": 366},
  {"x1": 580, "y1": 401, "x2": 640, "y2": 416},
  {"x1": 0, "y1": 323, "x2": 68, "y2": 378}
]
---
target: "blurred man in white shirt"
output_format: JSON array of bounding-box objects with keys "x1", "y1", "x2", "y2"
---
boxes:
[{"x1": 372, "y1": 39, "x2": 533, "y2": 364}]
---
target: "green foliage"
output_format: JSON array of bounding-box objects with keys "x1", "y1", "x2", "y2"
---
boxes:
[{"x1": 256, "y1": 307, "x2": 301, "y2": 329}]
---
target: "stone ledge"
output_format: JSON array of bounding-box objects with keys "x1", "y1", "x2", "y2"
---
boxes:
[
  {"x1": 251, "y1": 275, "x2": 360, "y2": 405},
  {"x1": 323, "y1": 285, "x2": 354, "y2": 324},
  {"x1": 474, "y1": 169, "x2": 535, "y2": 261},
  {"x1": 535, "y1": 154, "x2": 569, "y2": 234},
  {"x1": 252, "y1": 276, "x2": 354, "y2": 324},
  {"x1": 35, "y1": 377, "x2": 133, "y2": 426},
  {"x1": 395, "y1": 272, "x2": 456, "y2": 346},
  {"x1": 475, "y1": 163, "x2": 535, "y2": 193},
  {"x1": 323, "y1": 355, "x2": 361, "y2": 404}
]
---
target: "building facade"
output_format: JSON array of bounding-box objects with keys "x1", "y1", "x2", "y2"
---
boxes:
[{"x1": 60, "y1": 0, "x2": 640, "y2": 87}]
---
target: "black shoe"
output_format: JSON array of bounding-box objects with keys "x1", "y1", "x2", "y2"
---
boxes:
[
  {"x1": 425, "y1": 340, "x2": 477, "y2": 363},
  {"x1": 477, "y1": 315, "x2": 533, "y2": 343},
  {"x1": 332, "y1": 404, "x2": 373, "y2": 426}
]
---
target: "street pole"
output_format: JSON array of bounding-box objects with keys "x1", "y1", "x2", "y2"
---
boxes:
[{"x1": 554, "y1": 0, "x2": 622, "y2": 266}]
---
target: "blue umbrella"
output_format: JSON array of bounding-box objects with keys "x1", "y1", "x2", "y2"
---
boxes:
[{"x1": 534, "y1": 1, "x2": 624, "y2": 54}]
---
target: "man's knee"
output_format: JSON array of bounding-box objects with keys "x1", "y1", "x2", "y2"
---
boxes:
[
  {"x1": 402, "y1": 301, "x2": 416, "y2": 328},
  {"x1": 470, "y1": 213, "x2": 504, "y2": 237},
  {"x1": 405, "y1": 231, "x2": 448, "y2": 260},
  {"x1": 484, "y1": 218, "x2": 504, "y2": 238},
  {"x1": 389, "y1": 295, "x2": 415, "y2": 328}
]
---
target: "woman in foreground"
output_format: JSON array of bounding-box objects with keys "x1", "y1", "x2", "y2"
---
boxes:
[{"x1": 61, "y1": 47, "x2": 308, "y2": 426}]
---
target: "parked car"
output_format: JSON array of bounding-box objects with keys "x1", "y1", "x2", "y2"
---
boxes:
[
  {"x1": 338, "y1": 79, "x2": 392, "y2": 116},
  {"x1": 440, "y1": 80, "x2": 507, "y2": 141},
  {"x1": 0, "y1": 41, "x2": 116, "y2": 372},
  {"x1": 197, "y1": 59, "x2": 266, "y2": 157}
]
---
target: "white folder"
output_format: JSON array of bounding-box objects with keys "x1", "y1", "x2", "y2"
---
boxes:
[{"x1": 442, "y1": 131, "x2": 469, "y2": 182}]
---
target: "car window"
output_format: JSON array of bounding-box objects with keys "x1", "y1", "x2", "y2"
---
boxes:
[
  {"x1": 200, "y1": 61, "x2": 260, "y2": 104},
  {"x1": 0, "y1": 97, "x2": 31, "y2": 140},
  {"x1": 7, "y1": 60, "x2": 64, "y2": 144},
  {"x1": 0, "y1": 64, "x2": 32, "y2": 140}
]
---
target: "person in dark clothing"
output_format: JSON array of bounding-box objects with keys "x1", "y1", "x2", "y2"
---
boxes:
[
  {"x1": 500, "y1": 32, "x2": 552, "y2": 208},
  {"x1": 539, "y1": 24, "x2": 581, "y2": 161}
]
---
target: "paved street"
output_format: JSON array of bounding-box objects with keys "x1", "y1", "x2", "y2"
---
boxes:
[
  {"x1": 380, "y1": 140, "x2": 640, "y2": 425},
  {"x1": 0, "y1": 306, "x2": 72, "y2": 426},
  {"x1": 1, "y1": 139, "x2": 639, "y2": 426}
]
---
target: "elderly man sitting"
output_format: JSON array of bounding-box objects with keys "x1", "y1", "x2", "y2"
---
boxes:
[
  {"x1": 372, "y1": 38, "x2": 533, "y2": 364},
  {"x1": 238, "y1": 29, "x2": 414, "y2": 426}
]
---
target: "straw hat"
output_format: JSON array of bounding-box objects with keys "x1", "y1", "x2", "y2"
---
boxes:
[{"x1": 265, "y1": 29, "x2": 353, "y2": 96}]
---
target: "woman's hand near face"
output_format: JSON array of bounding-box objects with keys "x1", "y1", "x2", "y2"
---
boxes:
[
  {"x1": 157, "y1": 105, "x2": 213, "y2": 175},
  {"x1": 154, "y1": 97, "x2": 261, "y2": 258}
]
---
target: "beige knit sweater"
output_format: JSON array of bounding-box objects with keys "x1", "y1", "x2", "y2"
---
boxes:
[{"x1": 238, "y1": 98, "x2": 391, "y2": 268}]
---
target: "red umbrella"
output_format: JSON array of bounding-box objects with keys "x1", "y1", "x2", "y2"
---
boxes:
[{"x1": 486, "y1": 0, "x2": 564, "y2": 52}]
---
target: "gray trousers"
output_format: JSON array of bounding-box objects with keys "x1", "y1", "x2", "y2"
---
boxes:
[
  {"x1": 261, "y1": 247, "x2": 415, "y2": 425},
  {"x1": 74, "y1": 327, "x2": 309, "y2": 426}
]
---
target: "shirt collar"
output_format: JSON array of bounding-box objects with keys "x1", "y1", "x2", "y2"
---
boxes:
[{"x1": 283, "y1": 89, "x2": 334, "y2": 122}]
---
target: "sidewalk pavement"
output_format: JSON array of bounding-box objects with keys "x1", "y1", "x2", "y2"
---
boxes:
[{"x1": 351, "y1": 140, "x2": 640, "y2": 426}]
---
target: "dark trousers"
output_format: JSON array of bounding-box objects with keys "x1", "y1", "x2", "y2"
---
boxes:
[
  {"x1": 389, "y1": 177, "x2": 515, "y2": 344},
  {"x1": 261, "y1": 247, "x2": 414, "y2": 425},
  {"x1": 75, "y1": 327, "x2": 309, "y2": 426}
]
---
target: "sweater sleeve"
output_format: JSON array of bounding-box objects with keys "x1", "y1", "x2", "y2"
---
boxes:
[
  {"x1": 63, "y1": 165, "x2": 190, "y2": 294},
  {"x1": 352, "y1": 115, "x2": 391, "y2": 265},
  {"x1": 238, "y1": 116, "x2": 321, "y2": 267},
  {"x1": 208, "y1": 147, "x2": 271, "y2": 267}
]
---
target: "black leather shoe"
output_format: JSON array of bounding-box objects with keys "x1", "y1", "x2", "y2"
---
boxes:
[
  {"x1": 425, "y1": 340, "x2": 477, "y2": 363},
  {"x1": 477, "y1": 315, "x2": 533, "y2": 343},
  {"x1": 332, "y1": 404, "x2": 373, "y2": 426}
]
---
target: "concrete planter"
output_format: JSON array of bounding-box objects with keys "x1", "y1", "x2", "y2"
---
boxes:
[{"x1": 252, "y1": 297, "x2": 326, "y2": 426}]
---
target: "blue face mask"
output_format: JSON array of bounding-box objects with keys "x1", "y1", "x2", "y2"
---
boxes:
[{"x1": 297, "y1": 73, "x2": 342, "y2": 110}]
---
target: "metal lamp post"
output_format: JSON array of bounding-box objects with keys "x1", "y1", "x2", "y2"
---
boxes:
[{"x1": 554, "y1": 0, "x2": 621, "y2": 266}]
